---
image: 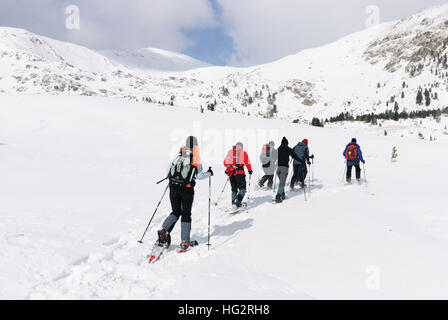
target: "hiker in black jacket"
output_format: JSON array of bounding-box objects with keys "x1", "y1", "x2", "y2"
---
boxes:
[{"x1": 275, "y1": 137, "x2": 301, "y2": 203}]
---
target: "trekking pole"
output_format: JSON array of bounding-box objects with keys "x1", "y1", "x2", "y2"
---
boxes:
[
  {"x1": 308, "y1": 163, "x2": 311, "y2": 197},
  {"x1": 214, "y1": 177, "x2": 229, "y2": 206},
  {"x1": 247, "y1": 174, "x2": 252, "y2": 201},
  {"x1": 341, "y1": 160, "x2": 347, "y2": 183},
  {"x1": 287, "y1": 159, "x2": 293, "y2": 186},
  {"x1": 138, "y1": 183, "x2": 169, "y2": 243},
  {"x1": 311, "y1": 158, "x2": 314, "y2": 187},
  {"x1": 156, "y1": 176, "x2": 168, "y2": 184},
  {"x1": 207, "y1": 167, "x2": 212, "y2": 250},
  {"x1": 363, "y1": 163, "x2": 368, "y2": 183}
]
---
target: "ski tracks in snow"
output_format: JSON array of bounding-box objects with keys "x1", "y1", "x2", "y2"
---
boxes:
[{"x1": 27, "y1": 176, "x2": 367, "y2": 299}]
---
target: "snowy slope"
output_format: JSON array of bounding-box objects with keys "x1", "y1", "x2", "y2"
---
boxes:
[
  {"x1": 178, "y1": 2, "x2": 448, "y2": 121},
  {"x1": 2, "y1": 4, "x2": 448, "y2": 122},
  {"x1": 1, "y1": 93, "x2": 448, "y2": 299},
  {"x1": 0, "y1": 27, "x2": 208, "y2": 98},
  {"x1": 100, "y1": 47, "x2": 210, "y2": 72}
]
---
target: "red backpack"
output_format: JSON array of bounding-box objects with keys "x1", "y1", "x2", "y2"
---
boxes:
[{"x1": 345, "y1": 144, "x2": 358, "y2": 160}]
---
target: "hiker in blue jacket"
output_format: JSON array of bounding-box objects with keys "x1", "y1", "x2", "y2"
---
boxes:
[{"x1": 343, "y1": 138, "x2": 365, "y2": 183}]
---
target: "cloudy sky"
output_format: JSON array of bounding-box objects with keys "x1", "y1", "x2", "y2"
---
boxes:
[{"x1": 0, "y1": 0, "x2": 447, "y2": 66}]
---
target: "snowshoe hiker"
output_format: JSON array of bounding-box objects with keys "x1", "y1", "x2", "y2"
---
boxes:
[
  {"x1": 290, "y1": 139, "x2": 314, "y2": 190},
  {"x1": 258, "y1": 141, "x2": 277, "y2": 189},
  {"x1": 275, "y1": 137, "x2": 301, "y2": 203},
  {"x1": 224, "y1": 142, "x2": 253, "y2": 208},
  {"x1": 343, "y1": 138, "x2": 365, "y2": 184},
  {"x1": 156, "y1": 136, "x2": 213, "y2": 252}
]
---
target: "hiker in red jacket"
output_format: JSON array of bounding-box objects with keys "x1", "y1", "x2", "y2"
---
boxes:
[{"x1": 224, "y1": 142, "x2": 253, "y2": 208}]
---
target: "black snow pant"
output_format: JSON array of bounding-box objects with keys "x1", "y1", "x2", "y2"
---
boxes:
[
  {"x1": 290, "y1": 163, "x2": 307, "y2": 188},
  {"x1": 259, "y1": 174, "x2": 274, "y2": 188},
  {"x1": 346, "y1": 163, "x2": 361, "y2": 182},
  {"x1": 162, "y1": 185, "x2": 194, "y2": 242},
  {"x1": 230, "y1": 174, "x2": 247, "y2": 204}
]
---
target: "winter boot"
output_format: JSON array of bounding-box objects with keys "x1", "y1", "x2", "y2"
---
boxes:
[
  {"x1": 179, "y1": 240, "x2": 199, "y2": 253},
  {"x1": 281, "y1": 192, "x2": 286, "y2": 200},
  {"x1": 275, "y1": 194, "x2": 283, "y2": 203},
  {"x1": 157, "y1": 228, "x2": 171, "y2": 248},
  {"x1": 233, "y1": 194, "x2": 244, "y2": 208}
]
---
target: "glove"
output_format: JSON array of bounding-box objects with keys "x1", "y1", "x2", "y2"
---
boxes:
[
  {"x1": 207, "y1": 168, "x2": 214, "y2": 176},
  {"x1": 248, "y1": 170, "x2": 253, "y2": 175},
  {"x1": 362, "y1": 160, "x2": 366, "y2": 164},
  {"x1": 309, "y1": 154, "x2": 315, "y2": 159},
  {"x1": 225, "y1": 166, "x2": 235, "y2": 177},
  {"x1": 307, "y1": 160, "x2": 311, "y2": 165}
]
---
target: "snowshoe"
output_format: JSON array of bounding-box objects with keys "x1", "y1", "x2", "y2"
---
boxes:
[
  {"x1": 178, "y1": 240, "x2": 199, "y2": 253},
  {"x1": 148, "y1": 241, "x2": 169, "y2": 264},
  {"x1": 148, "y1": 229, "x2": 171, "y2": 264},
  {"x1": 226, "y1": 202, "x2": 247, "y2": 214}
]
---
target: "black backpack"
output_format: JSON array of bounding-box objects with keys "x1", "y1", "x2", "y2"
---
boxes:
[{"x1": 168, "y1": 150, "x2": 195, "y2": 186}]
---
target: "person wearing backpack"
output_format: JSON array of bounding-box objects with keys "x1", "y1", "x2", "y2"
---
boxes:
[
  {"x1": 224, "y1": 142, "x2": 253, "y2": 208},
  {"x1": 290, "y1": 139, "x2": 314, "y2": 190},
  {"x1": 258, "y1": 141, "x2": 277, "y2": 189},
  {"x1": 156, "y1": 136, "x2": 213, "y2": 252},
  {"x1": 275, "y1": 137, "x2": 302, "y2": 203},
  {"x1": 343, "y1": 138, "x2": 365, "y2": 183}
]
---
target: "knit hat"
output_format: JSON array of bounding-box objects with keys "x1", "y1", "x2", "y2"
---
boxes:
[
  {"x1": 351, "y1": 138, "x2": 357, "y2": 143},
  {"x1": 281, "y1": 137, "x2": 288, "y2": 145},
  {"x1": 302, "y1": 139, "x2": 308, "y2": 145}
]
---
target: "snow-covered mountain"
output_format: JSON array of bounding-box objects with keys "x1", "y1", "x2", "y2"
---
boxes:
[
  {"x1": 1, "y1": 4, "x2": 448, "y2": 122},
  {"x1": 0, "y1": 27, "x2": 208, "y2": 98},
  {"x1": 99, "y1": 47, "x2": 210, "y2": 72}
]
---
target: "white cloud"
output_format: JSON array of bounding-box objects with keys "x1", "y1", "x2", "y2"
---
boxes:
[
  {"x1": 0, "y1": 0, "x2": 217, "y2": 52},
  {"x1": 68, "y1": 0, "x2": 217, "y2": 51},
  {"x1": 216, "y1": 0, "x2": 365, "y2": 66},
  {"x1": 215, "y1": 0, "x2": 448, "y2": 66},
  {"x1": 2, "y1": 0, "x2": 448, "y2": 66}
]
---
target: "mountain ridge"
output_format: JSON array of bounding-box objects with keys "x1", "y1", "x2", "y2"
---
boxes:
[{"x1": 1, "y1": 4, "x2": 448, "y2": 122}]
